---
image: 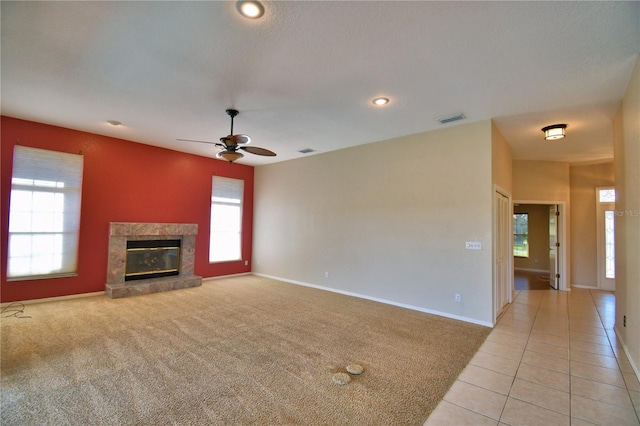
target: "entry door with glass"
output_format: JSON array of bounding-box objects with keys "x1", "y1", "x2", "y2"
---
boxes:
[
  {"x1": 549, "y1": 205, "x2": 559, "y2": 290},
  {"x1": 597, "y1": 188, "x2": 615, "y2": 290}
]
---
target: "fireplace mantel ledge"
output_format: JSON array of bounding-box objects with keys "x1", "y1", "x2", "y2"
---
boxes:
[{"x1": 109, "y1": 222, "x2": 198, "y2": 237}]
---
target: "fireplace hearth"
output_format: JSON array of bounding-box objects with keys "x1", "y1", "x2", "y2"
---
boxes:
[{"x1": 105, "y1": 223, "x2": 202, "y2": 298}]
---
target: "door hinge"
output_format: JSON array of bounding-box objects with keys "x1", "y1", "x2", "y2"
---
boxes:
[
  {"x1": 556, "y1": 273, "x2": 560, "y2": 279},
  {"x1": 556, "y1": 242, "x2": 560, "y2": 247},
  {"x1": 556, "y1": 211, "x2": 560, "y2": 216}
]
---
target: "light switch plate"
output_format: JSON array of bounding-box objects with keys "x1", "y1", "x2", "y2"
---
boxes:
[{"x1": 465, "y1": 241, "x2": 482, "y2": 250}]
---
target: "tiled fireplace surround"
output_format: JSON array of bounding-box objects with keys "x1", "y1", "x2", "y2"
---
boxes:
[{"x1": 105, "y1": 222, "x2": 202, "y2": 298}]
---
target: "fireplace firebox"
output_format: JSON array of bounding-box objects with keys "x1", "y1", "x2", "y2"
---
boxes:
[{"x1": 125, "y1": 239, "x2": 181, "y2": 281}]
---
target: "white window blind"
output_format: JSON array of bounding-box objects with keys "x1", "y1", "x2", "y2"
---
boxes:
[
  {"x1": 7, "y1": 146, "x2": 84, "y2": 280},
  {"x1": 210, "y1": 176, "x2": 243, "y2": 262}
]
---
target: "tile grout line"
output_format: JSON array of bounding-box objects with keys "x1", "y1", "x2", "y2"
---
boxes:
[
  {"x1": 496, "y1": 290, "x2": 544, "y2": 424},
  {"x1": 589, "y1": 289, "x2": 640, "y2": 425},
  {"x1": 567, "y1": 288, "x2": 574, "y2": 424}
]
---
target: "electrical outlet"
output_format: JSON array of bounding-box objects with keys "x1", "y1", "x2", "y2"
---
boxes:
[
  {"x1": 455, "y1": 293, "x2": 461, "y2": 302},
  {"x1": 244, "y1": 260, "x2": 248, "y2": 266},
  {"x1": 324, "y1": 271, "x2": 329, "y2": 279}
]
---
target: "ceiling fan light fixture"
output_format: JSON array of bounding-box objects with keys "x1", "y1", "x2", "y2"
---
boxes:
[
  {"x1": 237, "y1": 1, "x2": 264, "y2": 19},
  {"x1": 542, "y1": 124, "x2": 567, "y2": 140},
  {"x1": 216, "y1": 150, "x2": 244, "y2": 163}
]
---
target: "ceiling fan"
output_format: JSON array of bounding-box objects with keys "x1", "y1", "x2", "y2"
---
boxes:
[{"x1": 178, "y1": 109, "x2": 276, "y2": 163}]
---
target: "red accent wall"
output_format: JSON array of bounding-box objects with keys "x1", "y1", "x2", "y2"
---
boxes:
[{"x1": 1, "y1": 116, "x2": 254, "y2": 303}]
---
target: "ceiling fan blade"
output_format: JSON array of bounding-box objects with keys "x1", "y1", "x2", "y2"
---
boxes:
[
  {"x1": 177, "y1": 138, "x2": 217, "y2": 145},
  {"x1": 229, "y1": 134, "x2": 251, "y2": 145},
  {"x1": 240, "y1": 146, "x2": 277, "y2": 156}
]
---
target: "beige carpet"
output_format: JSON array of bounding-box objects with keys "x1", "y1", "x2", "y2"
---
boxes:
[{"x1": 1, "y1": 275, "x2": 490, "y2": 425}]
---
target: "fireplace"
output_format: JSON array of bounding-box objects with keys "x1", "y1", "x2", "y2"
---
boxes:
[{"x1": 105, "y1": 223, "x2": 202, "y2": 298}]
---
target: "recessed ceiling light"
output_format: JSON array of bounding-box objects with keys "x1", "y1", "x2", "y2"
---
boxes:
[
  {"x1": 237, "y1": 1, "x2": 264, "y2": 19},
  {"x1": 372, "y1": 97, "x2": 389, "y2": 106},
  {"x1": 107, "y1": 120, "x2": 122, "y2": 127}
]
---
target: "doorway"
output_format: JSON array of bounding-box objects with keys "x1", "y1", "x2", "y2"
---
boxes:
[{"x1": 513, "y1": 201, "x2": 567, "y2": 291}]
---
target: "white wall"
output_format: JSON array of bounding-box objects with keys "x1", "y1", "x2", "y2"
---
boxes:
[
  {"x1": 613, "y1": 56, "x2": 640, "y2": 380},
  {"x1": 254, "y1": 121, "x2": 495, "y2": 325}
]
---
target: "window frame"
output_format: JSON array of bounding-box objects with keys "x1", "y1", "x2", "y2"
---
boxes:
[
  {"x1": 209, "y1": 176, "x2": 244, "y2": 263},
  {"x1": 513, "y1": 212, "x2": 529, "y2": 258},
  {"x1": 7, "y1": 146, "x2": 84, "y2": 281}
]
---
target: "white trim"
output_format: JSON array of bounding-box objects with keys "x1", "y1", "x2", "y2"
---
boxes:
[
  {"x1": 614, "y1": 325, "x2": 640, "y2": 383},
  {"x1": 571, "y1": 284, "x2": 597, "y2": 290},
  {"x1": 493, "y1": 185, "x2": 513, "y2": 325},
  {"x1": 202, "y1": 272, "x2": 252, "y2": 281},
  {"x1": 1, "y1": 291, "x2": 104, "y2": 308},
  {"x1": 514, "y1": 267, "x2": 551, "y2": 274},
  {"x1": 254, "y1": 273, "x2": 494, "y2": 328}
]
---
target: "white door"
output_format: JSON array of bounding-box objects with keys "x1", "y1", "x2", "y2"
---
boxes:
[
  {"x1": 597, "y1": 188, "x2": 616, "y2": 290},
  {"x1": 494, "y1": 190, "x2": 510, "y2": 319},
  {"x1": 549, "y1": 205, "x2": 559, "y2": 290}
]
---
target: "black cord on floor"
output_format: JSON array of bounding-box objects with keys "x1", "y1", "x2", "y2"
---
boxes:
[{"x1": 1, "y1": 303, "x2": 31, "y2": 319}]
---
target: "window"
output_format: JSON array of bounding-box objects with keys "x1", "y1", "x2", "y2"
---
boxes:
[
  {"x1": 597, "y1": 188, "x2": 616, "y2": 280},
  {"x1": 513, "y1": 213, "x2": 528, "y2": 257},
  {"x1": 599, "y1": 188, "x2": 616, "y2": 203},
  {"x1": 7, "y1": 146, "x2": 84, "y2": 280},
  {"x1": 209, "y1": 176, "x2": 243, "y2": 262}
]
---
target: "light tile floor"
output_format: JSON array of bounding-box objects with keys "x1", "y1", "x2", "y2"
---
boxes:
[{"x1": 425, "y1": 289, "x2": 640, "y2": 425}]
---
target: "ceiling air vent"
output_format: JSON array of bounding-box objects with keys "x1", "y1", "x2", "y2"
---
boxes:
[
  {"x1": 298, "y1": 148, "x2": 315, "y2": 154},
  {"x1": 438, "y1": 113, "x2": 466, "y2": 124}
]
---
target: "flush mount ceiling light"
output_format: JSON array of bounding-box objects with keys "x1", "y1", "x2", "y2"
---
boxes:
[
  {"x1": 372, "y1": 97, "x2": 389, "y2": 106},
  {"x1": 542, "y1": 124, "x2": 567, "y2": 140},
  {"x1": 107, "y1": 120, "x2": 122, "y2": 126},
  {"x1": 236, "y1": 1, "x2": 264, "y2": 19}
]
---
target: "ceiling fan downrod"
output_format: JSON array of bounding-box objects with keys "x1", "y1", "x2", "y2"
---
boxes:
[{"x1": 226, "y1": 109, "x2": 239, "y2": 136}]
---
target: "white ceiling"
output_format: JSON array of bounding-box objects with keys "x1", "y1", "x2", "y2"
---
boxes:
[{"x1": 2, "y1": 1, "x2": 638, "y2": 166}]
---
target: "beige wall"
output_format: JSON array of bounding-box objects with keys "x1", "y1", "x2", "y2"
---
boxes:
[
  {"x1": 570, "y1": 162, "x2": 615, "y2": 288},
  {"x1": 513, "y1": 160, "x2": 571, "y2": 287},
  {"x1": 514, "y1": 204, "x2": 551, "y2": 271},
  {"x1": 254, "y1": 121, "x2": 495, "y2": 325},
  {"x1": 513, "y1": 160, "x2": 571, "y2": 202},
  {"x1": 613, "y1": 56, "x2": 640, "y2": 380},
  {"x1": 492, "y1": 121, "x2": 512, "y2": 194}
]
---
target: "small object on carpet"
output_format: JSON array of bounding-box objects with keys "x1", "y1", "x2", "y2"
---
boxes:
[
  {"x1": 332, "y1": 372, "x2": 351, "y2": 385},
  {"x1": 346, "y1": 364, "x2": 364, "y2": 375}
]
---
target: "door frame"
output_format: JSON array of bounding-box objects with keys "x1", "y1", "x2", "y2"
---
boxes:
[
  {"x1": 493, "y1": 185, "x2": 513, "y2": 324},
  {"x1": 513, "y1": 200, "x2": 568, "y2": 291}
]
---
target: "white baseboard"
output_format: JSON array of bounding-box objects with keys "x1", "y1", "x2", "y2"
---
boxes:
[
  {"x1": 1, "y1": 291, "x2": 105, "y2": 308},
  {"x1": 614, "y1": 325, "x2": 640, "y2": 384},
  {"x1": 202, "y1": 272, "x2": 252, "y2": 282},
  {"x1": 514, "y1": 268, "x2": 550, "y2": 274},
  {"x1": 571, "y1": 284, "x2": 598, "y2": 290},
  {"x1": 254, "y1": 273, "x2": 493, "y2": 328}
]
